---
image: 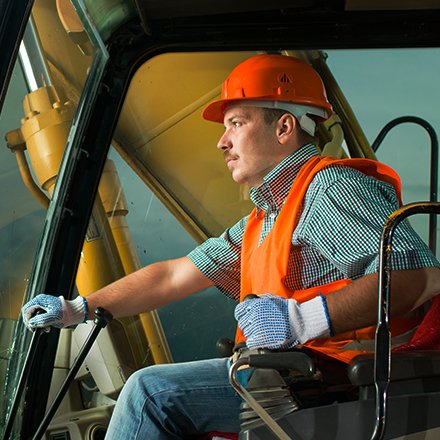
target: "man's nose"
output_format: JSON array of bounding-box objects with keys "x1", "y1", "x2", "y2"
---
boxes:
[{"x1": 217, "y1": 133, "x2": 231, "y2": 150}]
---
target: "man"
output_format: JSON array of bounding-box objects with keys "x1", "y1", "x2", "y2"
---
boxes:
[{"x1": 22, "y1": 54, "x2": 440, "y2": 438}]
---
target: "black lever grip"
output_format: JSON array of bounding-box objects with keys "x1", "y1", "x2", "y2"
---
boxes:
[
  {"x1": 30, "y1": 307, "x2": 45, "y2": 318},
  {"x1": 93, "y1": 307, "x2": 113, "y2": 328},
  {"x1": 216, "y1": 337, "x2": 235, "y2": 357}
]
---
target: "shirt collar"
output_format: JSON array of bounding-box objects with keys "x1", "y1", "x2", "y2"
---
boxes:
[{"x1": 249, "y1": 144, "x2": 320, "y2": 215}]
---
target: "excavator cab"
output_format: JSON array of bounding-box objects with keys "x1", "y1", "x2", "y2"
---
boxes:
[{"x1": 1, "y1": 1, "x2": 440, "y2": 439}]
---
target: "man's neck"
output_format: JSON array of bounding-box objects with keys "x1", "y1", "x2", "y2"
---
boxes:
[{"x1": 249, "y1": 144, "x2": 319, "y2": 213}]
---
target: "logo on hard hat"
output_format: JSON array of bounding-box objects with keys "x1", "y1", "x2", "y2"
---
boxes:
[{"x1": 278, "y1": 73, "x2": 292, "y2": 83}]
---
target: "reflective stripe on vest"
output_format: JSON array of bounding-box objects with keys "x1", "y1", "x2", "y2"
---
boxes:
[{"x1": 237, "y1": 155, "x2": 421, "y2": 363}]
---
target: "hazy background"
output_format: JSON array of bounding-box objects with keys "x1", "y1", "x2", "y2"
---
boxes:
[{"x1": 326, "y1": 48, "x2": 440, "y2": 249}]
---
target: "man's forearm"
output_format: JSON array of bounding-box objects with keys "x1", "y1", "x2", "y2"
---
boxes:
[
  {"x1": 84, "y1": 256, "x2": 214, "y2": 319},
  {"x1": 326, "y1": 266, "x2": 440, "y2": 334}
]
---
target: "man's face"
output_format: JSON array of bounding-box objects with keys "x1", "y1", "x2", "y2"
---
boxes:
[{"x1": 217, "y1": 106, "x2": 281, "y2": 188}]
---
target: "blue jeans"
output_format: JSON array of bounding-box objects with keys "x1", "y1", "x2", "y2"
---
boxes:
[{"x1": 105, "y1": 357, "x2": 248, "y2": 439}]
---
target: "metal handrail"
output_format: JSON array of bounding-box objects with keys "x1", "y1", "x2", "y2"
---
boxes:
[
  {"x1": 372, "y1": 116, "x2": 439, "y2": 256},
  {"x1": 371, "y1": 201, "x2": 440, "y2": 440}
]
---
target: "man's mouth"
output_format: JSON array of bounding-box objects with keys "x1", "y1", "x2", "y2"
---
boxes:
[{"x1": 225, "y1": 155, "x2": 238, "y2": 166}]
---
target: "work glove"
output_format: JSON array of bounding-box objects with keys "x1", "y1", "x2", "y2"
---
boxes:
[
  {"x1": 234, "y1": 294, "x2": 332, "y2": 350},
  {"x1": 22, "y1": 294, "x2": 88, "y2": 331}
]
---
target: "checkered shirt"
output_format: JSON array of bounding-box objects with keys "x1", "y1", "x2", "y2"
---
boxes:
[{"x1": 188, "y1": 144, "x2": 439, "y2": 300}]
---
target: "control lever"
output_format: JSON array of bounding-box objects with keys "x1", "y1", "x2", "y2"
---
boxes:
[
  {"x1": 229, "y1": 293, "x2": 293, "y2": 439},
  {"x1": 32, "y1": 307, "x2": 113, "y2": 440},
  {"x1": 229, "y1": 355, "x2": 293, "y2": 440}
]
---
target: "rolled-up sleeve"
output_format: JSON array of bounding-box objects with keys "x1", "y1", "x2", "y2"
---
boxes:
[{"x1": 187, "y1": 216, "x2": 248, "y2": 300}]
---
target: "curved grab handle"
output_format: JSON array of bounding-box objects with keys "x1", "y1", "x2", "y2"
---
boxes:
[{"x1": 371, "y1": 202, "x2": 440, "y2": 440}]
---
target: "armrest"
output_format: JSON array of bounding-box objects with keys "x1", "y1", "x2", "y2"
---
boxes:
[{"x1": 348, "y1": 350, "x2": 440, "y2": 386}]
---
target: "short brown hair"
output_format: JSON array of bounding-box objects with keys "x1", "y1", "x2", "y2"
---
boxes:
[{"x1": 261, "y1": 108, "x2": 286, "y2": 125}]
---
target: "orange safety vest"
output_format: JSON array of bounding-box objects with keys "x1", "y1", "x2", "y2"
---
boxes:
[{"x1": 236, "y1": 155, "x2": 422, "y2": 363}]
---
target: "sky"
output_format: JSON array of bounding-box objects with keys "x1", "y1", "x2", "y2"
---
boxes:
[{"x1": 325, "y1": 48, "x2": 440, "y2": 248}]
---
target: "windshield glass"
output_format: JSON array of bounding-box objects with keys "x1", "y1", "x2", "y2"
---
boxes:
[
  {"x1": 116, "y1": 49, "x2": 440, "y2": 249},
  {"x1": 326, "y1": 48, "x2": 440, "y2": 253},
  {"x1": 0, "y1": 0, "x2": 98, "y2": 434},
  {"x1": 0, "y1": 61, "x2": 46, "y2": 427}
]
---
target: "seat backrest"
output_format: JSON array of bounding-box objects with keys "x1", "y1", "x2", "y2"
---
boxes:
[{"x1": 393, "y1": 296, "x2": 440, "y2": 352}]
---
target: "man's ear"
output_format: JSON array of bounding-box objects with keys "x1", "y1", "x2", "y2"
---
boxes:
[{"x1": 276, "y1": 113, "x2": 296, "y2": 144}]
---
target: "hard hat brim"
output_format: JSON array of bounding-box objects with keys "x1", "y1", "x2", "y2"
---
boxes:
[{"x1": 202, "y1": 98, "x2": 237, "y2": 123}]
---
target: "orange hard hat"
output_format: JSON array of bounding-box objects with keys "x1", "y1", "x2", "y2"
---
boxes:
[{"x1": 202, "y1": 54, "x2": 333, "y2": 124}]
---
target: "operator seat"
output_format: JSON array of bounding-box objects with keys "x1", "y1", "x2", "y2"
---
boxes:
[{"x1": 233, "y1": 292, "x2": 440, "y2": 439}]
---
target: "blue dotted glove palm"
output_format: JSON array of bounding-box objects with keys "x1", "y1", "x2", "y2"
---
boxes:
[
  {"x1": 22, "y1": 294, "x2": 87, "y2": 331},
  {"x1": 234, "y1": 293, "x2": 331, "y2": 350},
  {"x1": 235, "y1": 294, "x2": 298, "y2": 349}
]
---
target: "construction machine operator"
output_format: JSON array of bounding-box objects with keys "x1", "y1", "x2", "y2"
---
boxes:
[{"x1": 22, "y1": 54, "x2": 440, "y2": 438}]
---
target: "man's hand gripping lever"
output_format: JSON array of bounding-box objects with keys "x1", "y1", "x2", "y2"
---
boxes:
[
  {"x1": 3, "y1": 295, "x2": 88, "y2": 440},
  {"x1": 22, "y1": 293, "x2": 88, "y2": 331},
  {"x1": 32, "y1": 307, "x2": 113, "y2": 440},
  {"x1": 235, "y1": 293, "x2": 333, "y2": 350}
]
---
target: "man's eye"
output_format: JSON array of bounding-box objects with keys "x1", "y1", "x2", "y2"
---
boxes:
[{"x1": 233, "y1": 121, "x2": 241, "y2": 127}]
